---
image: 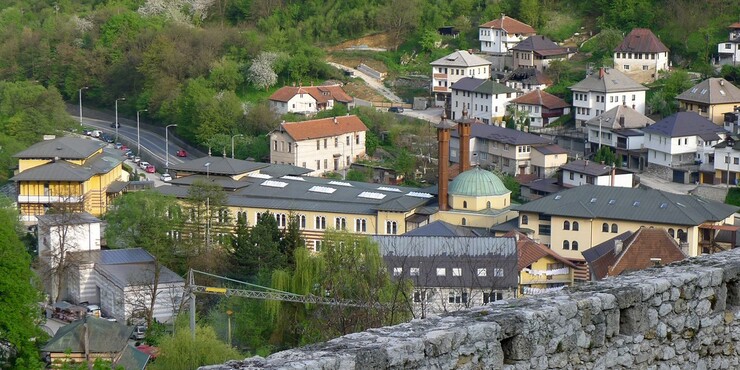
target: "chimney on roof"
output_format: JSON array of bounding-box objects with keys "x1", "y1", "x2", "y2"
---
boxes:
[
  {"x1": 333, "y1": 117, "x2": 338, "y2": 124},
  {"x1": 599, "y1": 67, "x2": 605, "y2": 79},
  {"x1": 585, "y1": 159, "x2": 589, "y2": 166},
  {"x1": 619, "y1": 115, "x2": 625, "y2": 127},
  {"x1": 721, "y1": 80, "x2": 725, "y2": 86},
  {"x1": 611, "y1": 166, "x2": 616, "y2": 187},
  {"x1": 614, "y1": 239, "x2": 624, "y2": 255}
]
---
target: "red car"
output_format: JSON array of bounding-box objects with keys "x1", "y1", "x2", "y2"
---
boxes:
[
  {"x1": 145, "y1": 164, "x2": 156, "y2": 173},
  {"x1": 176, "y1": 149, "x2": 187, "y2": 157}
]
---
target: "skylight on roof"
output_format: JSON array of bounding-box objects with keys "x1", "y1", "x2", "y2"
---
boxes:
[
  {"x1": 358, "y1": 191, "x2": 386, "y2": 200},
  {"x1": 407, "y1": 191, "x2": 434, "y2": 198},
  {"x1": 701, "y1": 89, "x2": 708, "y2": 95},
  {"x1": 281, "y1": 175, "x2": 305, "y2": 181},
  {"x1": 249, "y1": 173, "x2": 272, "y2": 179},
  {"x1": 691, "y1": 88, "x2": 698, "y2": 93},
  {"x1": 309, "y1": 186, "x2": 336, "y2": 194},
  {"x1": 660, "y1": 203, "x2": 668, "y2": 209},
  {"x1": 261, "y1": 180, "x2": 288, "y2": 188},
  {"x1": 720, "y1": 90, "x2": 726, "y2": 96},
  {"x1": 608, "y1": 199, "x2": 616, "y2": 205},
  {"x1": 676, "y1": 202, "x2": 685, "y2": 207},
  {"x1": 590, "y1": 198, "x2": 597, "y2": 203},
  {"x1": 554, "y1": 195, "x2": 562, "y2": 200},
  {"x1": 633, "y1": 201, "x2": 640, "y2": 207},
  {"x1": 328, "y1": 181, "x2": 352, "y2": 187},
  {"x1": 378, "y1": 186, "x2": 402, "y2": 193}
]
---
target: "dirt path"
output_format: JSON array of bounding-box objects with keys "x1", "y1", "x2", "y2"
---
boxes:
[{"x1": 327, "y1": 61, "x2": 403, "y2": 103}]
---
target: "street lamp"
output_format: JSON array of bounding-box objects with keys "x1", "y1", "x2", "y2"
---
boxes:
[
  {"x1": 78, "y1": 86, "x2": 88, "y2": 126},
  {"x1": 136, "y1": 109, "x2": 147, "y2": 156},
  {"x1": 597, "y1": 117, "x2": 610, "y2": 151},
  {"x1": 115, "y1": 97, "x2": 126, "y2": 142},
  {"x1": 165, "y1": 124, "x2": 178, "y2": 170},
  {"x1": 231, "y1": 134, "x2": 244, "y2": 159},
  {"x1": 204, "y1": 162, "x2": 211, "y2": 179},
  {"x1": 226, "y1": 310, "x2": 233, "y2": 346},
  {"x1": 204, "y1": 162, "x2": 212, "y2": 250}
]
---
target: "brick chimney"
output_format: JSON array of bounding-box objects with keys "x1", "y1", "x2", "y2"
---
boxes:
[
  {"x1": 599, "y1": 67, "x2": 605, "y2": 79},
  {"x1": 458, "y1": 110, "x2": 472, "y2": 173},
  {"x1": 436, "y1": 112, "x2": 456, "y2": 211}
]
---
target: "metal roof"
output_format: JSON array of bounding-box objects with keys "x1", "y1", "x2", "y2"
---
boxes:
[
  {"x1": 260, "y1": 164, "x2": 313, "y2": 177},
  {"x1": 585, "y1": 105, "x2": 654, "y2": 130},
  {"x1": 450, "y1": 77, "x2": 517, "y2": 95},
  {"x1": 511, "y1": 35, "x2": 569, "y2": 55},
  {"x1": 642, "y1": 112, "x2": 727, "y2": 138},
  {"x1": 430, "y1": 50, "x2": 491, "y2": 67},
  {"x1": 404, "y1": 220, "x2": 491, "y2": 237},
  {"x1": 569, "y1": 68, "x2": 648, "y2": 93},
  {"x1": 448, "y1": 167, "x2": 510, "y2": 197},
  {"x1": 561, "y1": 160, "x2": 613, "y2": 176},
  {"x1": 42, "y1": 317, "x2": 132, "y2": 353},
  {"x1": 11, "y1": 161, "x2": 94, "y2": 182},
  {"x1": 14, "y1": 137, "x2": 104, "y2": 159},
  {"x1": 375, "y1": 236, "x2": 515, "y2": 257},
  {"x1": 96, "y1": 263, "x2": 184, "y2": 289},
  {"x1": 452, "y1": 123, "x2": 551, "y2": 145},
  {"x1": 169, "y1": 156, "x2": 269, "y2": 176},
  {"x1": 676, "y1": 78, "x2": 740, "y2": 105},
  {"x1": 36, "y1": 212, "x2": 100, "y2": 226}
]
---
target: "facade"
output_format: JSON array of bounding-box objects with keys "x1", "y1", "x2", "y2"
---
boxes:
[
  {"x1": 505, "y1": 230, "x2": 576, "y2": 296},
  {"x1": 478, "y1": 15, "x2": 536, "y2": 55},
  {"x1": 570, "y1": 68, "x2": 648, "y2": 123},
  {"x1": 509, "y1": 89, "x2": 570, "y2": 128},
  {"x1": 510, "y1": 35, "x2": 572, "y2": 72},
  {"x1": 676, "y1": 78, "x2": 740, "y2": 125},
  {"x1": 11, "y1": 137, "x2": 127, "y2": 223},
  {"x1": 643, "y1": 112, "x2": 728, "y2": 184},
  {"x1": 430, "y1": 50, "x2": 491, "y2": 108},
  {"x1": 530, "y1": 144, "x2": 568, "y2": 179},
  {"x1": 560, "y1": 160, "x2": 634, "y2": 188},
  {"x1": 502, "y1": 67, "x2": 552, "y2": 93},
  {"x1": 513, "y1": 185, "x2": 738, "y2": 262},
  {"x1": 613, "y1": 28, "x2": 670, "y2": 83},
  {"x1": 269, "y1": 85, "x2": 354, "y2": 115},
  {"x1": 449, "y1": 77, "x2": 518, "y2": 123},
  {"x1": 585, "y1": 105, "x2": 654, "y2": 159},
  {"x1": 712, "y1": 136, "x2": 740, "y2": 186},
  {"x1": 716, "y1": 22, "x2": 740, "y2": 66},
  {"x1": 269, "y1": 115, "x2": 368, "y2": 176}
]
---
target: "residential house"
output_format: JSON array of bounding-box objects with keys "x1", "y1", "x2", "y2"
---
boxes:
[
  {"x1": 269, "y1": 84, "x2": 354, "y2": 115},
  {"x1": 430, "y1": 50, "x2": 491, "y2": 108},
  {"x1": 478, "y1": 15, "x2": 536, "y2": 70},
  {"x1": 513, "y1": 185, "x2": 738, "y2": 263},
  {"x1": 530, "y1": 144, "x2": 568, "y2": 178},
  {"x1": 711, "y1": 135, "x2": 740, "y2": 186},
  {"x1": 585, "y1": 105, "x2": 654, "y2": 169},
  {"x1": 510, "y1": 35, "x2": 573, "y2": 72},
  {"x1": 643, "y1": 112, "x2": 728, "y2": 184},
  {"x1": 716, "y1": 22, "x2": 740, "y2": 66},
  {"x1": 570, "y1": 67, "x2": 648, "y2": 123},
  {"x1": 509, "y1": 89, "x2": 570, "y2": 128},
  {"x1": 504, "y1": 230, "x2": 578, "y2": 296},
  {"x1": 11, "y1": 137, "x2": 127, "y2": 223},
  {"x1": 502, "y1": 67, "x2": 552, "y2": 93},
  {"x1": 450, "y1": 77, "x2": 518, "y2": 123},
  {"x1": 269, "y1": 115, "x2": 368, "y2": 176},
  {"x1": 374, "y1": 235, "x2": 517, "y2": 318},
  {"x1": 676, "y1": 78, "x2": 740, "y2": 125},
  {"x1": 560, "y1": 160, "x2": 634, "y2": 188},
  {"x1": 519, "y1": 178, "x2": 565, "y2": 202},
  {"x1": 613, "y1": 28, "x2": 670, "y2": 83},
  {"x1": 42, "y1": 317, "x2": 149, "y2": 369},
  {"x1": 582, "y1": 227, "x2": 687, "y2": 281}
]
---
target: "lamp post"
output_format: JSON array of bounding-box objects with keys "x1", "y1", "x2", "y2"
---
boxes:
[
  {"x1": 204, "y1": 162, "x2": 211, "y2": 179},
  {"x1": 165, "y1": 124, "x2": 178, "y2": 170},
  {"x1": 226, "y1": 310, "x2": 233, "y2": 346},
  {"x1": 78, "y1": 86, "x2": 88, "y2": 126},
  {"x1": 136, "y1": 109, "x2": 147, "y2": 156},
  {"x1": 115, "y1": 97, "x2": 126, "y2": 142},
  {"x1": 204, "y1": 162, "x2": 211, "y2": 251},
  {"x1": 231, "y1": 134, "x2": 244, "y2": 159}
]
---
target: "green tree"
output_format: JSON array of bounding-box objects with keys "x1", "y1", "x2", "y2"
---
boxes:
[
  {"x1": 229, "y1": 211, "x2": 284, "y2": 280},
  {"x1": 497, "y1": 171, "x2": 521, "y2": 202},
  {"x1": 0, "y1": 196, "x2": 44, "y2": 369},
  {"x1": 393, "y1": 149, "x2": 417, "y2": 179},
  {"x1": 149, "y1": 323, "x2": 241, "y2": 370},
  {"x1": 594, "y1": 146, "x2": 617, "y2": 166},
  {"x1": 345, "y1": 169, "x2": 371, "y2": 182},
  {"x1": 186, "y1": 179, "x2": 228, "y2": 256}
]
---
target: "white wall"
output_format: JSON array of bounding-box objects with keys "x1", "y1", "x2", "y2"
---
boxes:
[
  {"x1": 431, "y1": 64, "x2": 491, "y2": 95},
  {"x1": 614, "y1": 51, "x2": 669, "y2": 80},
  {"x1": 270, "y1": 130, "x2": 366, "y2": 176},
  {"x1": 479, "y1": 28, "x2": 528, "y2": 54},
  {"x1": 450, "y1": 89, "x2": 515, "y2": 123},
  {"x1": 573, "y1": 92, "x2": 646, "y2": 122},
  {"x1": 562, "y1": 170, "x2": 633, "y2": 188},
  {"x1": 38, "y1": 220, "x2": 101, "y2": 270}
]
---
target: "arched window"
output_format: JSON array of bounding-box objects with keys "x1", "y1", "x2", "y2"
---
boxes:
[
  {"x1": 563, "y1": 221, "x2": 570, "y2": 230},
  {"x1": 611, "y1": 223, "x2": 618, "y2": 233},
  {"x1": 677, "y1": 229, "x2": 687, "y2": 243},
  {"x1": 563, "y1": 240, "x2": 570, "y2": 250},
  {"x1": 668, "y1": 228, "x2": 675, "y2": 237},
  {"x1": 573, "y1": 221, "x2": 579, "y2": 231},
  {"x1": 521, "y1": 215, "x2": 528, "y2": 225},
  {"x1": 602, "y1": 223, "x2": 609, "y2": 232},
  {"x1": 487, "y1": 201, "x2": 491, "y2": 208},
  {"x1": 461, "y1": 218, "x2": 467, "y2": 226},
  {"x1": 463, "y1": 201, "x2": 468, "y2": 209},
  {"x1": 572, "y1": 241, "x2": 579, "y2": 251}
]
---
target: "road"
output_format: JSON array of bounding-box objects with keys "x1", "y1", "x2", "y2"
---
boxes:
[{"x1": 327, "y1": 61, "x2": 403, "y2": 103}]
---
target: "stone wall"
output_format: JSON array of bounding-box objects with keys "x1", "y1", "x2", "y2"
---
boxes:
[{"x1": 202, "y1": 249, "x2": 740, "y2": 370}]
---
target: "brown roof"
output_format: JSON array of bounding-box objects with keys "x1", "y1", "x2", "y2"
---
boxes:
[
  {"x1": 504, "y1": 230, "x2": 576, "y2": 270},
  {"x1": 614, "y1": 28, "x2": 669, "y2": 53},
  {"x1": 511, "y1": 89, "x2": 569, "y2": 109},
  {"x1": 278, "y1": 115, "x2": 368, "y2": 141},
  {"x1": 729, "y1": 22, "x2": 740, "y2": 29},
  {"x1": 269, "y1": 85, "x2": 353, "y2": 104},
  {"x1": 480, "y1": 15, "x2": 536, "y2": 34}
]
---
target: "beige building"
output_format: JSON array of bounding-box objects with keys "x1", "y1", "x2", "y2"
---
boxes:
[
  {"x1": 510, "y1": 35, "x2": 572, "y2": 72},
  {"x1": 613, "y1": 28, "x2": 670, "y2": 83},
  {"x1": 269, "y1": 115, "x2": 368, "y2": 177},
  {"x1": 676, "y1": 78, "x2": 740, "y2": 125}
]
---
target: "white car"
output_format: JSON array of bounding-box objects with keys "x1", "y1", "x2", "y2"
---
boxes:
[
  {"x1": 133, "y1": 156, "x2": 141, "y2": 163},
  {"x1": 160, "y1": 173, "x2": 172, "y2": 182},
  {"x1": 139, "y1": 161, "x2": 150, "y2": 170}
]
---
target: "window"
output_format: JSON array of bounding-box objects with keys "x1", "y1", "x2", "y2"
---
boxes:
[
  {"x1": 538, "y1": 224, "x2": 551, "y2": 236},
  {"x1": 563, "y1": 240, "x2": 570, "y2": 250},
  {"x1": 335, "y1": 217, "x2": 346, "y2": 230},
  {"x1": 324, "y1": 159, "x2": 328, "y2": 169},
  {"x1": 317, "y1": 140, "x2": 320, "y2": 150},
  {"x1": 346, "y1": 136, "x2": 350, "y2": 145},
  {"x1": 624, "y1": 65, "x2": 629, "y2": 70},
  {"x1": 273, "y1": 140, "x2": 278, "y2": 151},
  {"x1": 483, "y1": 292, "x2": 503, "y2": 303},
  {"x1": 436, "y1": 268, "x2": 446, "y2": 276},
  {"x1": 386, "y1": 221, "x2": 398, "y2": 234},
  {"x1": 463, "y1": 201, "x2": 467, "y2": 208},
  {"x1": 569, "y1": 172, "x2": 574, "y2": 180},
  {"x1": 461, "y1": 218, "x2": 467, "y2": 226},
  {"x1": 452, "y1": 268, "x2": 462, "y2": 277},
  {"x1": 316, "y1": 160, "x2": 321, "y2": 169},
  {"x1": 448, "y1": 291, "x2": 468, "y2": 304},
  {"x1": 611, "y1": 223, "x2": 618, "y2": 233},
  {"x1": 410, "y1": 268, "x2": 419, "y2": 276},
  {"x1": 493, "y1": 268, "x2": 504, "y2": 277},
  {"x1": 477, "y1": 268, "x2": 487, "y2": 277},
  {"x1": 563, "y1": 221, "x2": 570, "y2": 230},
  {"x1": 521, "y1": 215, "x2": 528, "y2": 225},
  {"x1": 334, "y1": 137, "x2": 338, "y2": 147},
  {"x1": 324, "y1": 139, "x2": 328, "y2": 148},
  {"x1": 315, "y1": 240, "x2": 322, "y2": 251},
  {"x1": 315, "y1": 216, "x2": 326, "y2": 229},
  {"x1": 602, "y1": 223, "x2": 609, "y2": 232},
  {"x1": 573, "y1": 221, "x2": 579, "y2": 231},
  {"x1": 677, "y1": 229, "x2": 687, "y2": 243},
  {"x1": 413, "y1": 290, "x2": 428, "y2": 302},
  {"x1": 572, "y1": 241, "x2": 579, "y2": 251},
  {"x1": 486, "y1": 201, "x2": 491, "y2": 208},
  {"x1": 355, "y1": 218, "x2": 367, "y2": 232},
  {"x1": 356, "y1": 134, "x2": 360, "y2": 145},
  {"x1": 504, "y1": 144, "x2": 509, "y2": 151},
  {"x1": 276, "y1": 213, "x2": 287, "y2": 228},
  {"x1": 393, "y1": 267, "x2": 402, "y2": 277},
  {"x1": 668, "y1": 228, "x2": 675, "y2": 237},
  {"x1": 299, "y1": 215, "x2": 306, "y2": 229}
]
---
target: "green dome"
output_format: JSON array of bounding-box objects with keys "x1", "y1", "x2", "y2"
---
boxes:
[{"x1": 448, "y1": 167, "x2": 510, "y2": 197}]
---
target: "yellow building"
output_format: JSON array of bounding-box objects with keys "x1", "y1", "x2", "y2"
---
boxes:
[
  {"x1": 676, "y1": 78, "x2": 740, "y2": 125},
  {"x1": 505, "y1": 230, "x2": 577, "y2": 296},
  {"x1": 11, "y1": 137, "x2": 127, "y2": 222}
]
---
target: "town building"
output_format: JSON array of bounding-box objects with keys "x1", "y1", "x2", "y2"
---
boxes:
[
  {"x1": 513, "y1": 185, "x2": 738, "y2": 262},
  {"x1": 675, "y1": 78, "x2": 740, "y2": 125},
  {"x1": 560, "y1": 160, "x2": 634, "y2": 188},
  {"x1": 478, "y1": 15, "x2": 536, "y2": 70},
  {"x1": 613, "y1": 28, "x2": 670, "y2": 83},
  {"x1": 449, "y1": 77, "x2": 518, "y2": 123},
  {"x1": 510, "y1": 35, "x2": 573, "y2": 72},
  {"x1": 643, "y1": 112, "x2": 728, "y2": 184},
  {"x1": 582, "y1": 227, "x2": 687, "y2": 280},
  {"x1": 505, "y1": 230, "x2": 578, "y2": 296},
  {"x1": 585, "y1": 105, "x2": 654, "y2": 169},
  {"x1": 431, "y1": 50, "x2": 491, "y2": 109},
  {"x1": 570, "y1": 67, "x2": 648, "y2": 123},
  {"x1": 530, "y1": 144, "x2": 569, "y2": 178},
  {"x1": 11, "y1": 137, "x2": 127, "y2": 223},
  {"x1": 501, "y1": 67, "x2": 552, "y2": 93},
  {"x1": 268, "y1": 84, "x2": 354, "y2": 115},
  {"x1": 269, "y1": 115, "x2": 368, "y2": 177},
  {"x1": 716, "y1": 22, "x2": 740, "y2": 66},
  {"x1": 509, "y1": 89, "x2": 570, "y2": 128},
  {"x1": 711, "y1": 135, "x2": 740, "y2": 186}
]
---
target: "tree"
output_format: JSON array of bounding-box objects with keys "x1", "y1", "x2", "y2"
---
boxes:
[
  {"x1": 0, "y1": 196, "x2": 44, "y2": 369},
  {"x1": 377, "y1": 0, "x2": 421, "y2": 50},
  {"x1": 149, "y1": 323, "x2": 241, "y2": 370},
  {"x1": 594, "y1": 146, "x2": 617, "y2": 166},
  {"x1": 229, "y1": 211, "x2": 283, "y2": 280},
  {"x1": 185, "y1": 180, "x2": 229, "y2": 269},
  {"x1": 246, "y1": 52, "x2": 279, "y2": 91}
]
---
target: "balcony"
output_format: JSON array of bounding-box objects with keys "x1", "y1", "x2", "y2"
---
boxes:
[
  {"x1": 17, "y1": 195, "x2": 83, "y2": 203},
  {"x1": 432, "y1": 86, "x2": 449, "y2": 93},
  {"x1": 433, "y1": 73, "x2": 448, "y2": 80}
]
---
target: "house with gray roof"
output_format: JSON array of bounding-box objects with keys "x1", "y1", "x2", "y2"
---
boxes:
[
  {"x1": 585, "y1": 105, "x2": 654, "y2": 169},
  {"x1": 510, "y1": 35, "x2": 573, "y2": 72},
  {"x1": 431, "y1": 50, "x2": 492, "y2": 108},
  {"x1": 570, "y1": 67, "x2": 648, "y2": 123},
  {"x1": 502, "y1": 67, "x2": 553, "y2": 93},
  {"x1": 450, "y1": 77, "x2": 518, "y2": 123},
  {"x1": 560, "y1": 159, "x2": 634, "y2": 188},
  {"x1": 676, "y1": 78, "x2": 740, "y2": 125},
  {"x1": 374, "y1": 235, "x2": 517, "y2": 317},
  {"x1": 643, "y1": 112, "x2": 729, "y2": 184}
]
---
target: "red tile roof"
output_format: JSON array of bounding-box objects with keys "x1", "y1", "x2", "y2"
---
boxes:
[
  {"x1": 511, "y1": 89, "x2": 569, "y2": 109},
  {"x1": 269, "y1": 85, "x2": 353, "y2": 104},
  {"x1": 480, "y1": 15, "x2": 536, "y2": 34},
  {"x1": 503, "y1": 230, "x2": 577, "y2": 270},
  {"x1": 729, "y1": 22, "x2": 740, "y2": 29},
  {"x1": 278, "y1": 115, "x2": 368, "y2": 141},
  {"x1": 614, "y1": 28, "x2": 669, "y2": 53}
]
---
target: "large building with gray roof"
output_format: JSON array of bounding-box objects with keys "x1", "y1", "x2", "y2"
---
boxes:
[
  {"x1": 431, "y1": 50, "x2": 492, "y2": 109},
  {"x1": 570, "y1": 67, "x2": 648, "y2": 123},
  {"x1": 450, "y1": 77, "x2": 518, "y2": 123},
  {"x1": 676, "y1": 78, "x2": 740, "y2": 125}
]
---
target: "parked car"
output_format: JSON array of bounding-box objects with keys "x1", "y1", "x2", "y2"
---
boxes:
[
  {"x1": 176, "y1": 149, "x2": 187, "y2": 157},
  {"x1": 101, "y1": 134, "x2": 114, "y2": 143},
  {"x1": 388, "y1": 106, "x2": 404, "y2": 113},
  {"x1": 160, "y1": 173, "x2": 172, "y2": 182},
  {"x1": 114, "y1": 142, "x2": 122, "y2": 149},
  {"x1": 91, "y1": 130, "x2": 102, "y2": 138},
  {"x1": 131, "y1": 325, "x2": 147, "y2": 341},
  {"x1": 133, "y1": 156, "x2": 141, "y2": 163},
  {"x1": 139, "y1": 161, "x2": 150, "y2": 170},
  {"x1": 120, "y1": 145, "x2": 128, "y2": 152},
  {"x1": 126, "y1": 152, "x2": 135, "y2": 160},
  {"x1": 110, "y1": 122, "x2": 121, "y2": 128},
  {"x1": 145, "y1": 164, "x2": 156, "y2": 173}
]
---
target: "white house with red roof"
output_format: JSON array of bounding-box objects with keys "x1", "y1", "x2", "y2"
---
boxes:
[
  {"x1": 613, "y1": 28, "x2": 669, "y2": 83},
  {"x1": 269, "y1": 84, "x2": 354, "y2": 115},
  {"x1": 478, "y1": 15, "x2": 536, "y2": 55},
  {"x1": 269, "y1": 115, "x2": 368, "y2": 176},
  {"x1": 509, "y1": 89, "x2": 570, "y2": 128}
]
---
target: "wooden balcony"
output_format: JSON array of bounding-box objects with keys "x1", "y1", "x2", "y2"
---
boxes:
[
  {"x1": 433, "y1": 73, "x2": 448, "y2": 80},
  {"x1": 432, "y1": 86, "x2": 449, "y2": 93}
]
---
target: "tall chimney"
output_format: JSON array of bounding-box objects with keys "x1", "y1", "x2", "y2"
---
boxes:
[
  {"x1": 614, "y1": 239, "x2": 624, "y2": 255},
  {"x1": 458, "y1": 113, "x2": 472, "y2": 173},
  {"x1": 599, "y1": 67, "x2": 605, "y2": 79},
  {"x1": 611, "y1": 166, "x2": 616, "y2": 186},
  {"x1": 437, "y1": 112, "x2": 456, "y2": 211}
]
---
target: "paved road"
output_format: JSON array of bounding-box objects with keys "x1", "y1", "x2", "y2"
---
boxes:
[
  {"x1": 327, "y1": 61, "x2": 403, "y2": 103},
  {"x1": 399, "y1": 107, "x2": 444, "y2": 124}
]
